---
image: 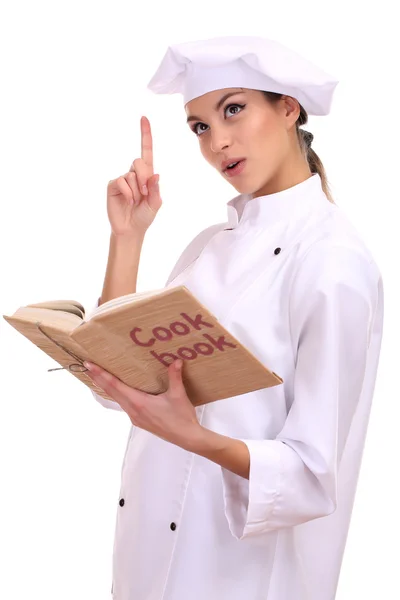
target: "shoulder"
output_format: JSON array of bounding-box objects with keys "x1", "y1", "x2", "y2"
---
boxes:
[
  {"x1": 289, "y1": 233, "x2": 381, "y2": 332},
  {"x1": 165, "y1": 221, "x2": 226, "y2": 286},
  {"x1": 287, "y1": 233, "x2": 383, "y2": 352},
  {"x1": 295, "y1": 202, "x2": 381, "y2": 290},
  {"x1": 289, "y1": 199, "x2": 383, "y2": 312},
  {"x1": 188, "y1": 221, "x2": 228, "y2": 247}
]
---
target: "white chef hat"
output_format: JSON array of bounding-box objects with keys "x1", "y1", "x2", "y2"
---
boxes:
[{"x1": 147, "y1": 35, "x2": 339, "y2": 116}]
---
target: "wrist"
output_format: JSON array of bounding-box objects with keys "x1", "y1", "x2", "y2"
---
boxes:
[
  {"x1": 183, "y1": 423, "x2": 224, "y2": 455},
  {"x1": 110, "y1": 230, "x2": 146, "y2": 245},
  {"x1": 182, "y1": 424, "x2": 250, "y2": 479}
]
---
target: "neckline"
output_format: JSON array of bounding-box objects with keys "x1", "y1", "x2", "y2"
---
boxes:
[{"x1": 226, "y1": 173, "x2": 327, "y2": 229}]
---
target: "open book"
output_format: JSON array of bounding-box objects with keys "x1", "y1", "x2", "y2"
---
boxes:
[{"x1": 3, "y1": 285, "x2": 283, "y2": 407}]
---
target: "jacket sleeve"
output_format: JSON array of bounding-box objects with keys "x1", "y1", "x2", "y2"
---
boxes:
[{"x1": 220, "y1": 241, "x2": 382, "y2": 539}]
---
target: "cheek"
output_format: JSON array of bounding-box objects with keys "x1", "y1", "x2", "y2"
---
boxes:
[
  {"x1": 248, "y1": 119, "x2": 284, "y2": 156},
  {"x1": 239, "y1": 114, "x2": 269, "y2": 146},
  {"x1": 199, "y1": 143, "x2": 213, "y2": 164}
]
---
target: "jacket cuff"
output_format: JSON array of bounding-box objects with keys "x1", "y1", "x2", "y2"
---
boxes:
[{"x1": 221, "y1": 439, "x2": 282, "y2": 540}]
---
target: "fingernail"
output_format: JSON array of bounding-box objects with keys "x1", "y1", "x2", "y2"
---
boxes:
[
  {"x1": 142, "y1": 185, "x2": 148, "y2": 195},
  {"x1": 84, "y1": 361, "x2": 93, "y2": 371}
]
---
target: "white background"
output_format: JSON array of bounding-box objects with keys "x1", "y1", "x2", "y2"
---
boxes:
[{"x1": 0, "y1": 1, "x2": 398, "y2": 598}]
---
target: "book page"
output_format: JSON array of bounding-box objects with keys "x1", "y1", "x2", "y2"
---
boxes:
[
  {"x1": 88, "y1": 288, "x2": 166, "y2": 320},
  {"x1": 7, "y1": 306, "x2": 82, "y2": 331},
  {"x1": 27, "y1": 300, "x2": 85, "y2": 319}
]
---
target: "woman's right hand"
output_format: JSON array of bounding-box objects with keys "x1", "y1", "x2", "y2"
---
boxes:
[{"x1": 106, "y1": 116, "x2": 162, "y2": 237}]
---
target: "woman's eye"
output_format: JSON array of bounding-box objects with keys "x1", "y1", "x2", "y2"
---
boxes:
[
  {"x1": 225, "y1": 103, "x2": 245, "y2": 117},
  {"x1": 193, "y1": 123, "x2": 208, "y2": 136},
  {"x1": 193, "y1": 103, "x2": 245, "y2": 136}
]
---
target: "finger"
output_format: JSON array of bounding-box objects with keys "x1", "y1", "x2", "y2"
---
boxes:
[
  {"x1": 114, "y1": 176, "x2": 134, "y2": 205},
  {"x1": 87, "y1": 371, "x2": 128, "y2": 408},
  {"x1": 126, "y1": 171, "x2": 142, "y2": 206},
  {"x1": 141, "y1": 116, "x2": 154, "y2": 169},
  {"x1": 146, "y1": 174, "x2": 163, "y2": 213},
  {"x1": 131, "y1": 158, "x2": 152, "y2": 196},
  {"x1": 84, "y1": 362, "x2": 142, "y2": 407}
]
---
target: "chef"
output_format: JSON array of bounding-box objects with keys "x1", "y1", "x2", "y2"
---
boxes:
[{"x1": 83, "y1": 36, "x2": 384, "y2": 600}]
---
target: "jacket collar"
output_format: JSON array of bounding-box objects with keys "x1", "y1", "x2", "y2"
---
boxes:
[{"x1": 225, "y1": 173, "x2": 328, "y2": 230}]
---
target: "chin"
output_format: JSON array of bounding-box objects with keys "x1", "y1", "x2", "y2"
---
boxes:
[
  {"x1": 224, "y1": 176, "x2": 254, "y2": 194},
  {"x1": 228, "y1": 179, "x2": 262, "y2": 196},
  {"x1": 234, "y1": 184, "x2": 254, "y2": 196}
]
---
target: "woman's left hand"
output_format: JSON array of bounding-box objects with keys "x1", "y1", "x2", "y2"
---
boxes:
[{"x1": 83, "y1": 359, "x2": 202, "y2": 450}]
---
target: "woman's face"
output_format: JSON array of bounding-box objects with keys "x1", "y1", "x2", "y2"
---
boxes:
[{"x1": 185, "y1": 87, "x2": 303, "y2": 197}]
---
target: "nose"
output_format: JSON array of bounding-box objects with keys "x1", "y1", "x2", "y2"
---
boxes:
[{"x1": 210, "y1": 125, "x2": 231, "y2": 154}]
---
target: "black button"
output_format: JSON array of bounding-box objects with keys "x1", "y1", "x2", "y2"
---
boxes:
[
  {"x1": 274, "y1": 247, "x2": 281, "y2": 255},
  {"x1": 170, "y1": 522, "x2": 177, "y2": 531},
  {"x1": 119, "y1": 498, "x2": 125, "y2": 507}
]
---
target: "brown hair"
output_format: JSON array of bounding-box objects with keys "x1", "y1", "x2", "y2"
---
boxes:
[{"x1": 262, "y1": 91, "x2": 335, "y2": 203}]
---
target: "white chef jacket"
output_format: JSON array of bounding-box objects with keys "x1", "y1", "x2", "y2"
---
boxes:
[{"x1": 91, "y1": 173, "x2": 384, "y2": 600}]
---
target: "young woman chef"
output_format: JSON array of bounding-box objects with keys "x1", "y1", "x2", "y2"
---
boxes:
[{"x1": 83, "y1": 36, "x2": 384, "y2": 600}]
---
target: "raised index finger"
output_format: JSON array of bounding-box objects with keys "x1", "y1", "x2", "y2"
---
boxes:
[{"x1": 141, "y1": 116, "x2": 153, "y2": 169}]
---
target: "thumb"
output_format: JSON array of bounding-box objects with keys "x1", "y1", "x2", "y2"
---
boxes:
[
  {"x1": 147, "y1": 174, "x2": 162, "y2": 212},
  {"x1": 167, "y1": 360, "x2": 184, "y2": 393}
]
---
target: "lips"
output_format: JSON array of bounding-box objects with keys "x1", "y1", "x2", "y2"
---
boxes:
[
  {"x1": 221, "y1": 157, "x2": 246, "y2": 172},
  {"x1": 223, "y1": 159, "x2": 246, "y2": 178}
]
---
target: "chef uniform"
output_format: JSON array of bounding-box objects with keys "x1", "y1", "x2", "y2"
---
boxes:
[{"x1": 91, "y1": 36, "x2": 384, "y2": 600}]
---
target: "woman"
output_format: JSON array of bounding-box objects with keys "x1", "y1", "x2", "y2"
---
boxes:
[{"x1": 84, "y1": 36, "x2": 384, "y2": 600}]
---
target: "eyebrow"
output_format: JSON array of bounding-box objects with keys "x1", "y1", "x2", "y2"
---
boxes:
[{"x1": 186, "y1": 91, "x2": 245, "y2": 124}]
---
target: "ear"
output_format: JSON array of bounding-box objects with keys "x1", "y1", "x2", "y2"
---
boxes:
[{"x1": 281, "y1": 95, "x2": 301, "y2": 128}]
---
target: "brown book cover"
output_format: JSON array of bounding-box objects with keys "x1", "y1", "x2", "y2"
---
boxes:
[{"x1": 3, "y1": 285, "x2": 283, "y2": 407}]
